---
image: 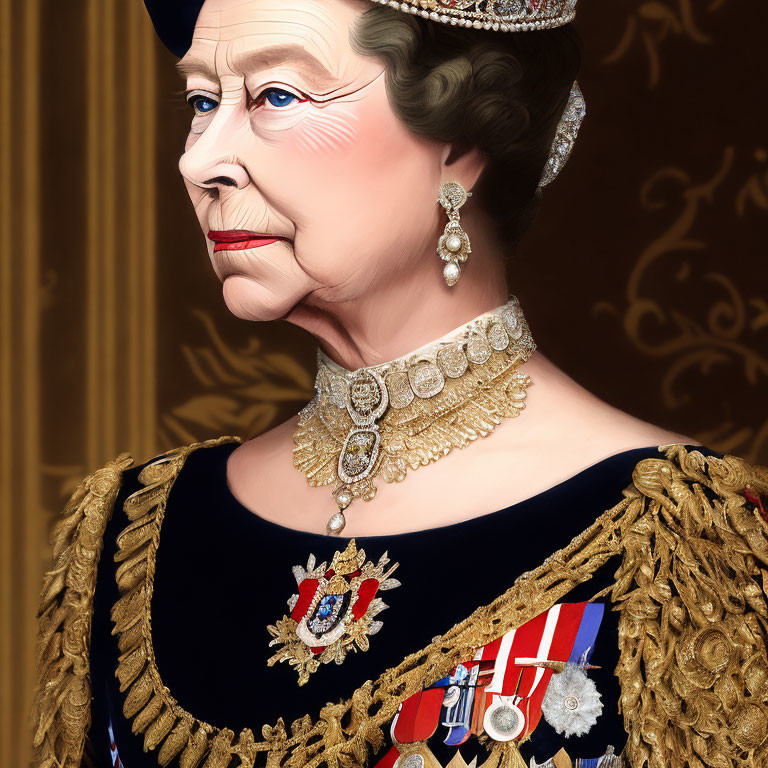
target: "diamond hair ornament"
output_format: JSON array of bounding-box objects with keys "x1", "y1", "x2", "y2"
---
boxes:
[{"x1": 539, "y1": 81, "x2": 586, "y2": 187}]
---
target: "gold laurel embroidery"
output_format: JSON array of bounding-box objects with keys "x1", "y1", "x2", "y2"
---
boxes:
[
  {"x1": 158, "y1": 310, "x2": 313, "y2": 447},
  {"x1": 112, "y1": 435, "x2": 629, "y2": 767},
  {"x1": 616, "y1": 446, "x2": 768, "y2": 767},
  {"x1": 107, "y1": 438, "x2": 768, "y2": 768},
  {"x1": 31, "y1": 451, "x2": 135, "y2": 768}
]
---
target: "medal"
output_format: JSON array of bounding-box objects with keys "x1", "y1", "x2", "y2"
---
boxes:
[
  {"x1": 266, "y1": 540, "x2": 400, "y2": 684},
  {"x1": 541, "y1": 602, "x2": 605, "y2": 738},
  {"x1": 442, "y1": 658, "x2": 479, "y2": 745},
  {"x1": 395, "y1": 756, "x2": 425, "y2": 768},
  {"x1": 379, "y1": 601, "x2": 606, "y2": 767},
  {"x1": 482, "y1": 602, "x2": 604, "y2": 741},
  {"x1": 541, "y1": 662, "x2": 603, "y2": 738},
  {"x1": 483, "y1": 697, "x2": 526, "y2": 741}
]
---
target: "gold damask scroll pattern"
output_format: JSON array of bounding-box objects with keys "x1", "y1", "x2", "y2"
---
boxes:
[
  {"x1": 0, "y1": 0, "x2": 40, "y2": 765},
  {"x1": 602, "y1": 0, "x2": 729, "y2": 87},
  {"x1": 594, "y1": 148, "x2": 768, "y2": 464},
  {"x1": 736, "y1": 149, "x2": 768, "y2": 218}
]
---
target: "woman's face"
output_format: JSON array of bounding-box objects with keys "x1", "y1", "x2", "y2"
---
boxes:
[{"x1": 178, "y1": 0, "x2": 448, "y2": 322}]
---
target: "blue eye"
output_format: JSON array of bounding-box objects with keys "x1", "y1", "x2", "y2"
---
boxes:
[
  {"x1": 262, "y1": 88, "x2": 300, "y2": 108},
  {"x1": 188, "y1": 94, "x2": 218, "y2": 114}
]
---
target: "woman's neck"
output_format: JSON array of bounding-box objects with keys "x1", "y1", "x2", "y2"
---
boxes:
[{"x1": 282, "y1": 212, "x2": 510, "y2": 370}]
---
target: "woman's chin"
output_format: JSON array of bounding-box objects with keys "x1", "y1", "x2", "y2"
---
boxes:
[{"x1": 221, "y1": 274, "x2": 296, "y2": 322}]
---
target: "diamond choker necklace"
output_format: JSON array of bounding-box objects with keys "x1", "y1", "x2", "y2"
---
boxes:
[{"x1": 292, "y1": 296, "x2": 536, "y2": 535}]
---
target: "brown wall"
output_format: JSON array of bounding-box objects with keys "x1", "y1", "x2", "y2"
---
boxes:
[{"x1": 1, "y1": 1, "x2": 766, "y2": 764}]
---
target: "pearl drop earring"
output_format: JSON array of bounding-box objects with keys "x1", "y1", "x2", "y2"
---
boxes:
[{"x1": 437, "y1": 181, "x2": 472, "y2": 287}]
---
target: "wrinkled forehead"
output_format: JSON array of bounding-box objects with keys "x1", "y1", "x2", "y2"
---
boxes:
[{"x1": 183, "y1": 0, "x2": 357, "y2": 80}]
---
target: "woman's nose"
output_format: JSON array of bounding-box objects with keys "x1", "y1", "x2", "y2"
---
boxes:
[{"x1": 178, "y1": 120, "x2": 250, "y2": 192}]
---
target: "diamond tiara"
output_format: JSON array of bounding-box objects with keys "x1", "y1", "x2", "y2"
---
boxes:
[
  {"x1": 366, "y1": 1, "x2": 585, "y2": 187},
  {"x1": 366, "y1": 0, "x2": 578, "y2": 33}
]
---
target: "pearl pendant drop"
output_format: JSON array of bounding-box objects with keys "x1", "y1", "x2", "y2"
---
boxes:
[
  {"x1": 443, "y1": 261, "x2": 461, "y2": 286},
  {"x1": 445, "y1": 234, "x2": 463, "y2": 252},
  {"x1": 327, "y1": 512, "x2": 347, "y2": 535}
]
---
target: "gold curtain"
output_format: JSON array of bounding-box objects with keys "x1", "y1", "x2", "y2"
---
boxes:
[
  {"x1": 1, "y1": 0, "x2": 41, "y2": 764},
  {"x1": 1, "y1": 1, "x2": 158, "y2": 764},
  {"x1": 1, "y1": 1, "x2": 766, "y2": 764}
]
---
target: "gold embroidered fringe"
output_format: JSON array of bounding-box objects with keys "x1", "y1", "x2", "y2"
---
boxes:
[
  {"x1": 31, "y1": 452, "x2": 134, "y2": 768},
  {"x1": 31, "y1": 439, "x2": 768, "y2": 768},
  {"x1": 615, "y1": 446, "x2": 768, "y2": 768}
]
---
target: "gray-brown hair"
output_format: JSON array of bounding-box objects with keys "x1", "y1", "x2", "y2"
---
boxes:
[{"x1": 350, "y1": 5, "x2": 582, "y2": 253}]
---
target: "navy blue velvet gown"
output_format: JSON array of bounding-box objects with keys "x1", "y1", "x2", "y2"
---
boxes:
[{"x1": 86, "y1": 440, "x2": 722, "y2": 768}]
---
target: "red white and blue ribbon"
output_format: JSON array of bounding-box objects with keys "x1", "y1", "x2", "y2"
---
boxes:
[
  {"x1": 108, "y1": 717, "x2": 124, "y2": 768},
  {"x1": 482, "y1": 601, "x2": 603, "y2": 740},
  {"x1": 375, "y1": 601, "x2": 604, "y2": 766}
]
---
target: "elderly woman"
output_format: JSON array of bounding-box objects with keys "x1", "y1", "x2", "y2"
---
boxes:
[{"x1": 32, "y1": 1, "x2": 768, "y2": 767}]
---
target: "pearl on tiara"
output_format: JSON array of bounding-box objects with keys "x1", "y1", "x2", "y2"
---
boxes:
[{"x1": 370, "y1": 0, "x2": 578, "y2": 34}]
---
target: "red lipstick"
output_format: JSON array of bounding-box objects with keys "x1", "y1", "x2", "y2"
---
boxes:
[{"x1": 207, "y1": 230, "x2": 286, "y2": 252}]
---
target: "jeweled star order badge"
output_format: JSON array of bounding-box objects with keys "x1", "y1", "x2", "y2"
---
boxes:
[{"x1": 267, "y1": 540, "x2": 400, "y2": 685}]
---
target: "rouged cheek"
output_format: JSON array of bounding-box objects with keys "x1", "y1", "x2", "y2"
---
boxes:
[
  {"x1": 290, "y1": 105, "x2": 359, "y2": 155},
  {"x1": 252, "y1": 103, "x2": 359, "y2": 156},
  {"x1": 352, "y1": 93, "x2": 417, "y2": 172}
]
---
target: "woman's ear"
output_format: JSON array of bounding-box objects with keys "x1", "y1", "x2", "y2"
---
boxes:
[{"x1": 440, "y1": 143, "x2": 488, "y2": 192}]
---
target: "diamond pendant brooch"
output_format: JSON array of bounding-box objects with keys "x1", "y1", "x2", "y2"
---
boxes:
[{"x1": 327, "y1": 367, "x2": 389, "y2": 535}]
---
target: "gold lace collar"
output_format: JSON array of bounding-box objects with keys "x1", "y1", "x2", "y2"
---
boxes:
[{"x1": 293, "y1": 296, "x2": 535, "y2": 534}]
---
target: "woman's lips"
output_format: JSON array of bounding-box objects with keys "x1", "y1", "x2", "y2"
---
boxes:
[{"x1": 207, "y1": 230, "x2": 286, "y2": 252}]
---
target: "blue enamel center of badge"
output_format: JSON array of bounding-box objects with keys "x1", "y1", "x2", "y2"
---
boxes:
[{"x1": 318, "y1": 595, "x2": 338, "y2": 618}]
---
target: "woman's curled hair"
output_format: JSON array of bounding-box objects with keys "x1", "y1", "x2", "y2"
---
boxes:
[{"x1": 350, "y1": 7, "x2": 582, "y2": 252}]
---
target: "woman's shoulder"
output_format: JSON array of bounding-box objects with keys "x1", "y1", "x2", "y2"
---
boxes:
[
  {"x1": 121, "y1": 434, "x2": 243, "y2": 500},
  {"x1": 611, "y1": 443, "x2": 768, "y2": 767},
  {"x1": 32, "y1": 449, "x2": 135, "y2": 766},
  {"x1": 31, "y1": 435, "x2": 240, "y2": 768},
  {"x1": 38, "y1": 434, "x2": 243, "y2": 584},
  {"x1": 41, "y1": 434, "x2": 245, "y2": 587},
  {"x1": 627, "y1": 441, "x2": 768, "y2": 515},
  {"x1": 609, "y1": 441, "x2": 768, "y2": 590}
]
